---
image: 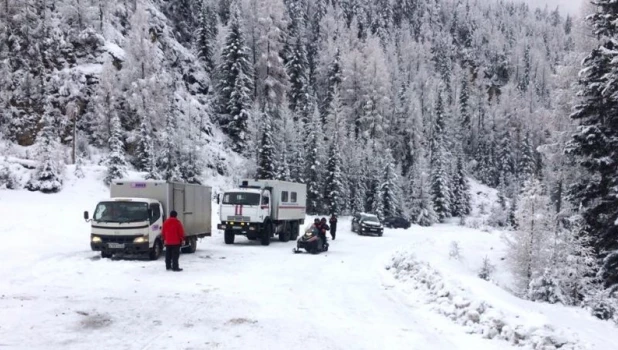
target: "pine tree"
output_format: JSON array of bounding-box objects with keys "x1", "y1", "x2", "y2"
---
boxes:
[
  {"x1": 451, "y1": 154, "x2": 471, "y2": 217},
  {"x1": 255, "y1": 0, "x2": 289, "y2": 110},
  {"x1": 159, "y1": 109, "x2": 180, "y2": 182},
  {"x1": 103, "y1": 113, "x2": 127, "y2": 186},
  {"x1": 412, "y1": 154, "x2": 438, "y2": 227},
  {"x1": 566, "y1": 0, "x2": 618, "y2": 288},
  {"x1": 382, "y1": 150, "x2": 403, "y2": 218},
  {"x1": 257, "y1": 111, "x2": 276, "y2": 180},
  {"x1": 506, "y1": 179, "x2": 552, "y2": 294},
  {"x1": 459, "y1": 74, "x2": 472, "y2": 156},
  {"x1": 520, "y1": 131, "x2": 536, "y2": 180},
  {"x1": 134, "y1": 116, "x2": 152, "y2": 172},
  {"x1": 305, "y1": 105, "x2": 323, "y2": 214},
  {"x1": 227, "y1": 71, "x2": 252, "y2": 154},
  {"x1": 26, "y1": 103, "x2": 64, "y2": 193},
  {"x1": 519, "y1": 44, "x2": 531, "y2": 93},
  {"x1": 430, "y1": 92, "x2": 451, "y2": 221},
  {"x1": 287, "y1": 32, "x2": 310, "y2": 122},
  {"x1": 322, "y1": 48, "x2": 343, "y2": 122},
  {"x1": 497, "y1": 129, "x2": 515, "y2": 185},
  {"x1": 217, "y1": 5, "x2": 253, "y2": 132},
  {"x1": 196, "y1": 1, "x2": 218, "y2": 74},
  {"x1": 324, "y1": 136, "x2": 343, "y2": 215}
]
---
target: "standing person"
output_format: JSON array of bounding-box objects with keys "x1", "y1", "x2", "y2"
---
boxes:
[
  {"x1": 318, "y1": 217, "x2": 330, "y2": 247},
  {"x1": 329, "y1": 214, "x2": 338, "y2": 240},
  {"x1": 162, "y1": 210, "x2": 185, "y2": 272}
]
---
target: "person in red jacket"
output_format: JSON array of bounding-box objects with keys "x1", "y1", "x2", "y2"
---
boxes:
[{"x1": 162, "y1": 210, "x2": 185, "y2": 271}]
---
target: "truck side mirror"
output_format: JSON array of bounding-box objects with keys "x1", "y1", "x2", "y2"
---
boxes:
[
  {"x1": 148, "y1": 209, "x2": 153, "y2": 219},
  {"x1": 216, "y1": 194, "x2": 220, "y2": 204},
  {"x1": 83, "y1": 211, "x2": 89, "y2": 220}
]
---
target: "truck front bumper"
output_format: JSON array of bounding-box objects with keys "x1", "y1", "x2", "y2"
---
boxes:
[
  {"x1": 218, "y1": 222, "x2": 259, "y2": 236},
  {"x1": 91, "y1": 236, "x2": 150, "y2": 254}
]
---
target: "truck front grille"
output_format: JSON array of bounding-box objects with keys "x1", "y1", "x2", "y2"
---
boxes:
[
  {"x1": 99, "y1": 235, "x2": 139, "y2": 244},
  {"x1": 226, "y1": 216, "x2": 251, "y2": 222}
]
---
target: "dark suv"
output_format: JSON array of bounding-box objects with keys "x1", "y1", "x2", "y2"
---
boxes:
[
  {"x1": 383, "y1": 216, "x2": 411, "y2": 229},
  {"x1": 351, "y1": 213, "x2": 384, "y2": 236}
]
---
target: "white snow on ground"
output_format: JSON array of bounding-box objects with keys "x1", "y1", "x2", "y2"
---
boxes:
[{"x1": 1, "y1": 171, "x2": 616, "y2": 350}]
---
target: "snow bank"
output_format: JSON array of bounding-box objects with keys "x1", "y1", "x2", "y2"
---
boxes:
[{"x1": 386, "y1": 252, "x2": 583, "y2": 350}]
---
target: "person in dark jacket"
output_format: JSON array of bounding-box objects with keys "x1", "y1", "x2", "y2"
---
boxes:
[
  {"x1": 162, "y1": 210, "x2": 185, "y2": 271},
  {"x1": 329, "y1": 214, "x2": 338, "y2": 240},
  {"x1": 318, "y1": 217, "x2": 330, "y2": 247}
]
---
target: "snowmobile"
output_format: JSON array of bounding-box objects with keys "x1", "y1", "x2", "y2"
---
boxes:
[{"x1": 293, "y1": 227, "x2": 329, "y2": 254}]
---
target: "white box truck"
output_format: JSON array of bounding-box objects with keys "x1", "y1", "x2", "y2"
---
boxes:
[
  {"x1": 85, "y1": 180, "x2": 212, "y2": 259},
  {"x1": 217, "y1": 179, "x2": 306, "y2": 245}
]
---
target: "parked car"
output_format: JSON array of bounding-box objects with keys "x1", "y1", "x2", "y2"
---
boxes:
[
  {"x1": 383, "y1": 216, "x2": 411, "y2": 229},
  {"x1": 351, "y1": 212, "x2": 384, "y2": 236}
]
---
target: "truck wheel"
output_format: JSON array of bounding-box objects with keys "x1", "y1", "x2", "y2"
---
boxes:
[
  {"x1": 278, "y1": 223, "x2": 291, "y2": 242},
  {"x1": 101, "y1": 251, "x2": 112, "y2": 259},
  {"x1": 260, "y1": 221, "x2": 272, "y2": 246},
  {"x1": 181, "y1": 237, "x2": 197, "y2": 253},
  {"x1": 224, "y1": 230, "x2": 235, "y2": 244},
  {"x1": 290, "y1": 221, "x2": 299, "y2": 240},
  {"x1": 149, "y1": 239, "x2": 162, "y2": 260}
]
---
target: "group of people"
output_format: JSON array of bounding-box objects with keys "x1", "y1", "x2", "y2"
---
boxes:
[
  {"x1": 161, "y1": 212, "x2": 340, "y2": 271},
  {"x1": 307, "y1": 214, "x2": 338, "y2": 247}
]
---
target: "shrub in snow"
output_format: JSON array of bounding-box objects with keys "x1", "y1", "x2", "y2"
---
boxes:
[
  {"x1": 0, "y1": 161, "x2": 18, "y2": 189},
  {"x1": 487, "y1": 203, "x2": 508, "y2": 228},
  {"x1": 585, "y1": 286, "x2": 618, "y2": 323},
  {"x1": 478, "y1": 256, "x2": 495, "y2": 281},
  {"x1": 528, "y1": 269, "x2": 562, "y2": 304},
  {"x1": 449, "y1": 241, "x2": 461, "y2": 261},
  {"x1": 387, "y1": 253, "x2": 580, "y2": 349},
  {"x1": 74, "y1": 153, "x2": 85, "y2": 179}
]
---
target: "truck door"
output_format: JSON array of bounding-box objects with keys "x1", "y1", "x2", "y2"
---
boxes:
[
  {"x1": 173, "y1": 185, "x2": 185, "y2": 220},
  {"x1": 260, "y1": 191, "x2": 271, "y2": 220}
]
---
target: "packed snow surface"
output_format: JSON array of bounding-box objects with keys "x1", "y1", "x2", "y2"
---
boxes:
[{"x1": 1, "y1": 172, "x2": 616, "y2": 349}]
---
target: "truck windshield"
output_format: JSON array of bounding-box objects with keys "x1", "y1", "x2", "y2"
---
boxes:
[
  {"x1": 222, "y1": 192, "x2": 260, "y2": 205},
  {"x1": 94, "y1": 201, "x2": 149, "y2": 223}
]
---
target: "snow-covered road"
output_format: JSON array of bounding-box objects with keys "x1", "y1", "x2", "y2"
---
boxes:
[{"x1": 0, "y1": 177, "x2": 508, "y2": 349}]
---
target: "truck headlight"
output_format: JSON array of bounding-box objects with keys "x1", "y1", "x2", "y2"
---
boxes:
[
  {"x1": 133, "y1": 235, "x2": 149, "y2": 244},
  {"x1": 91, "y1": 236, "x2": 102, "y2": 243}
]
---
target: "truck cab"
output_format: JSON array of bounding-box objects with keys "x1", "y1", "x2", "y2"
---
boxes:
[
  {"x1": 85, "y1": 180, "x2": 212, "y2": 260},
  {"x1": 219, "y1": 188, "x2": 270, "y2": 223},
  {"x1": 217, "y1": 179, "x2": 306, "y2": 246},
  {"x1": 86, "y1": 197, "x2": 164, "y2": 259}
]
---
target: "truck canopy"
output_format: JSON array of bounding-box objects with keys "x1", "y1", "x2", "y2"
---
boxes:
[
  {"x1": 110, "y1": 180, "x2": 212, "y2": 238},
  {"x1": 238, "y1": 179, "x2": 307, "y2": 221}
]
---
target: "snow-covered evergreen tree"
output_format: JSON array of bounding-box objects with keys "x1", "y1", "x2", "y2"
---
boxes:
[
  {"x1": 324, "y1": 135, "x2": 343, "y2": 215},
  {"x1": 506, "y1": 178, "x2": 552, "y2": 295},
  {"x1": 520, "y1": 131, "x2": 536, "y2": 180},
  {"x1": 196, "y1": 1, "x2": 218, "y2": 74},
  {"x1": 430, "y1": 92, "x2": 451, "y2": 222},
  {"x1": 103, "y1": 113, "x2": 127, "y2": 186},
  {"x1": 26, "y1": 101, "x2": 65, "y2": 193},
  {"x1": 451, "y1": 154, "x2": 471, "y2": 217},
  {"x1": 305, "y1": 104, "x2": 323, "y2": 214},
  {"x1": 382, "y1": 149, "x2": 403, "y2": 218},
  {"x1": 566, "y1": 0, "x2": 618, "y2": 289},
  {"x1": 134, "y1": 116, "x2": 152, "y2": 172},
  {"x1": 159, "y1": 107, "x2": 181, "y2": 182},
  {"x1": 217, "y1": 5, "x2": 253, "y2": 132},
  {"x1": 256, "y1": 110, "x2": 276, "y2": 179},
  {"x1": 286, "y1": 32, "x2": 310, "y2": 122}
]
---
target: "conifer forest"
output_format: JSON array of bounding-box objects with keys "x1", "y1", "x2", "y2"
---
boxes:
[{"x1": 2, "y1": 0, "x2": 618, "y2": 323}]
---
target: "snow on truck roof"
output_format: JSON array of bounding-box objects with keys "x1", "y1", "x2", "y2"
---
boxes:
[{"x1": 103, "y1": 197, "x2": 157, "y2": 203}]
